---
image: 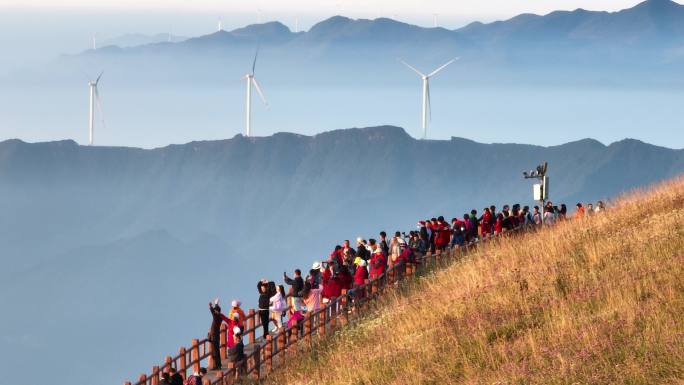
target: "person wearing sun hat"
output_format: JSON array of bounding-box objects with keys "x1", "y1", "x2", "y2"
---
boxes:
[{"x1": 228, "y1": 299, "x2": 246, "y2": 326}]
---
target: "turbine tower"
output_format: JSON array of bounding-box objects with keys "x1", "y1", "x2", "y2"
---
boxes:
[
  {"x1": 244, "y1": 51, "x2": 269, "y2": 137},
  {"x1": 399, "y1": 58, "x2": 457, "y2": 139},
  {"x1": 87, "y1": 72, "x2": 104, "y2": 146}
]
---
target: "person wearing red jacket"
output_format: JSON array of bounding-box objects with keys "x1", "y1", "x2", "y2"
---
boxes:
[
  {"x1": 480, "y1": 208, "x2": 492, "y2": 239},
  {"x1": 337, "y1": 266, "x2": 353, "y2": 291},
  {"x1": 353, "y1": 259, "x2": 368, "y2": 300},
  {"x1": 435, "y1": 216, "x2": 451, "y2": 251},
  {"x1": 369, "y1": 242, "x2": 386, "y2": 279},
  {"x1": 495, "y1": 213, "x2": 504, "y2": 234}
]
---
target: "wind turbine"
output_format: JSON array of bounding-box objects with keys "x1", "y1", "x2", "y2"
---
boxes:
[
  {"x1": 218, "y1": 18, "x2": 223, "y2": 31},
  {"x1": 87, "y1": 72, "x2": 104, "y2": 146},
  {"x1": 399, "y1": 58, "x2": 457, "y2": 139},
  {"x1": 244, "y1": 51, "x2": 269, "y2": 137}
]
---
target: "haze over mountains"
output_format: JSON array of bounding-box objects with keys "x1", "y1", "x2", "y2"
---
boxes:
[
  {"x1": 24, "y1": 0, "x2": 684, "y2": 87},
  {"x1": 1, "y1": 0, "x2": 683, "y2": 149},
  {"x1": 2, "y1": 126, "x2": 684, "y2": 385}
]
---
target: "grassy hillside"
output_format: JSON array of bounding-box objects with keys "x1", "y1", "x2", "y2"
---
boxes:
[{"x1": 263, "y1": 176, "x2": 684, "y2": 385}]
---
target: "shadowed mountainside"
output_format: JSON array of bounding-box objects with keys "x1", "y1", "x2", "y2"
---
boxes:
[{"x1": 1, "y1": 126, "x2": 684, "y2": 385}]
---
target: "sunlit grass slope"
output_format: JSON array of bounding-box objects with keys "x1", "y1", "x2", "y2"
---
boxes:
[{"x1": 263, "y1": 176, "x2": 684, "y2": 385}]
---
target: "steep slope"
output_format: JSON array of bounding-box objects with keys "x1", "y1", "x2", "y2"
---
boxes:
[{"x1": 263, "y1": 175, "x2": 684, "y2": 385}]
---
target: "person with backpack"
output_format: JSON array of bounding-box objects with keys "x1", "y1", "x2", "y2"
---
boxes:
[
  {"x1": 284, "y1": 269, "x2": 304, "y2": 311},
  {"x1": 208, "y1": 301, "x2": 223, "y2": 370}
]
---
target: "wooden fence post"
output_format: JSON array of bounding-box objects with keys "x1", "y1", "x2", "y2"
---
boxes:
[
  {"x1": 178, "y1": 347, "x2": 187, "y2": 379},
  {"x1": 321, "y1": 305, "x2": 328, "y2": 335},
  {"x1": 341, "y1": 290, "x2": 349, "y2": 326},
  {"x1": 247, "y1": 309, "x2": 256, "y2": 344},
  {"x1": 277, "y1": 331, "x2": 286, "y2": 364},
  {"x1": 289, "y1": 326, "x2": 298, "y2": 354},
  {"x1": 252, "y1": 344, "x2": 261, "y2": 380},
  {"x1": 305, "y1": 315, "x2": 312, "y2": 346},
  {"x1": 330, "y1": 300, "x2": 337, "y2": 329},
  {"x1": 207, "y1": 338, "x2": 216, "y2": 370},
  {"x1": 151, "y1": 366, "x2": 159, "y2": 385},
  {"x1": 191, "y1": 339, "x2": 200, "y2": 374},
  {"x1": 265, "y1": 335, "x2": 273, "y2": 372},
  {"x1": 220, "y1": 324, "x2": 228, "y2": 361}
]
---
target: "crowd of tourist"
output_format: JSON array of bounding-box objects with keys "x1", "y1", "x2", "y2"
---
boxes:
[{"x1": 161, "y1": 199, "x2": 606, "y2": 384}]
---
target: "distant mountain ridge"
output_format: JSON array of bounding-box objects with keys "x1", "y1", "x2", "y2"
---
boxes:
[
  {"x1": 16, "y1": 0, "x2": 679, "y2": 88},
  {"x1": 93, "y1": 0, "x2": 684, "y2": 51},
  {"x1": 2, "y1": 125, "x2": 683, "y2": 275}
]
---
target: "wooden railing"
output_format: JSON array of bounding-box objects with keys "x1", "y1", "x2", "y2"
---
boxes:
[{"x1": 124, "y1": 230, "x2": 522, "y2": 385}]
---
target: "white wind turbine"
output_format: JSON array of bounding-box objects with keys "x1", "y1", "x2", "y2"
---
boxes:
[
  {"x1": 243, "y1": 51, "x2": 269, "y2": 137},
  {"x1": 399, "y1": 58, "x2": 458, "y2": 139},
  {"x1": 87, "y1": 72, "x2": 105, "y2": 146}
]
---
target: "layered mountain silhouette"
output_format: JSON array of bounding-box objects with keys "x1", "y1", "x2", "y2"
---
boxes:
[
  {"x1": 2, "y1": 126, "x2": 683, "y2": 277},
  {"x1": 2, "y1": 126, "x2": 683, "y2": 385},
  {"x1": 9, "y1": 0, "x2": 683, "y2": 88}
]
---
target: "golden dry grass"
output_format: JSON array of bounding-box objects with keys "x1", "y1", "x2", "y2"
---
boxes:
[{"x1": 262, "y1": 176, "x2": 684, "y2": 385}]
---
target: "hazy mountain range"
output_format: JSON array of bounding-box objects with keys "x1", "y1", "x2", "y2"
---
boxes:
[
  {"x1": 2, "y1": 126, "x2": 683, "y2": 384},
  {"x1": 10, "y1": 0, "x2": 680, "y2": 88}
]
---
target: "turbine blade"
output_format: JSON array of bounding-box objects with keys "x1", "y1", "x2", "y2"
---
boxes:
[
  {"x1": 95, "y1": 71, "x2": 104, "y2": 84},
  {"x1": 427, "y1": 57, "x2": 458, "y2": 77},
  {"x1": 398, "y1": 58, "x2": 425, "y2": 77},
  {"x1": 251, "y1": 78, "x2": 269, "y2": 108},
  {"x1": 94, "y1": 86, "x2": 106, "y2": 130},
  {"x1": 251, "y1": 47, "x2": 259, "y2": 75}
]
